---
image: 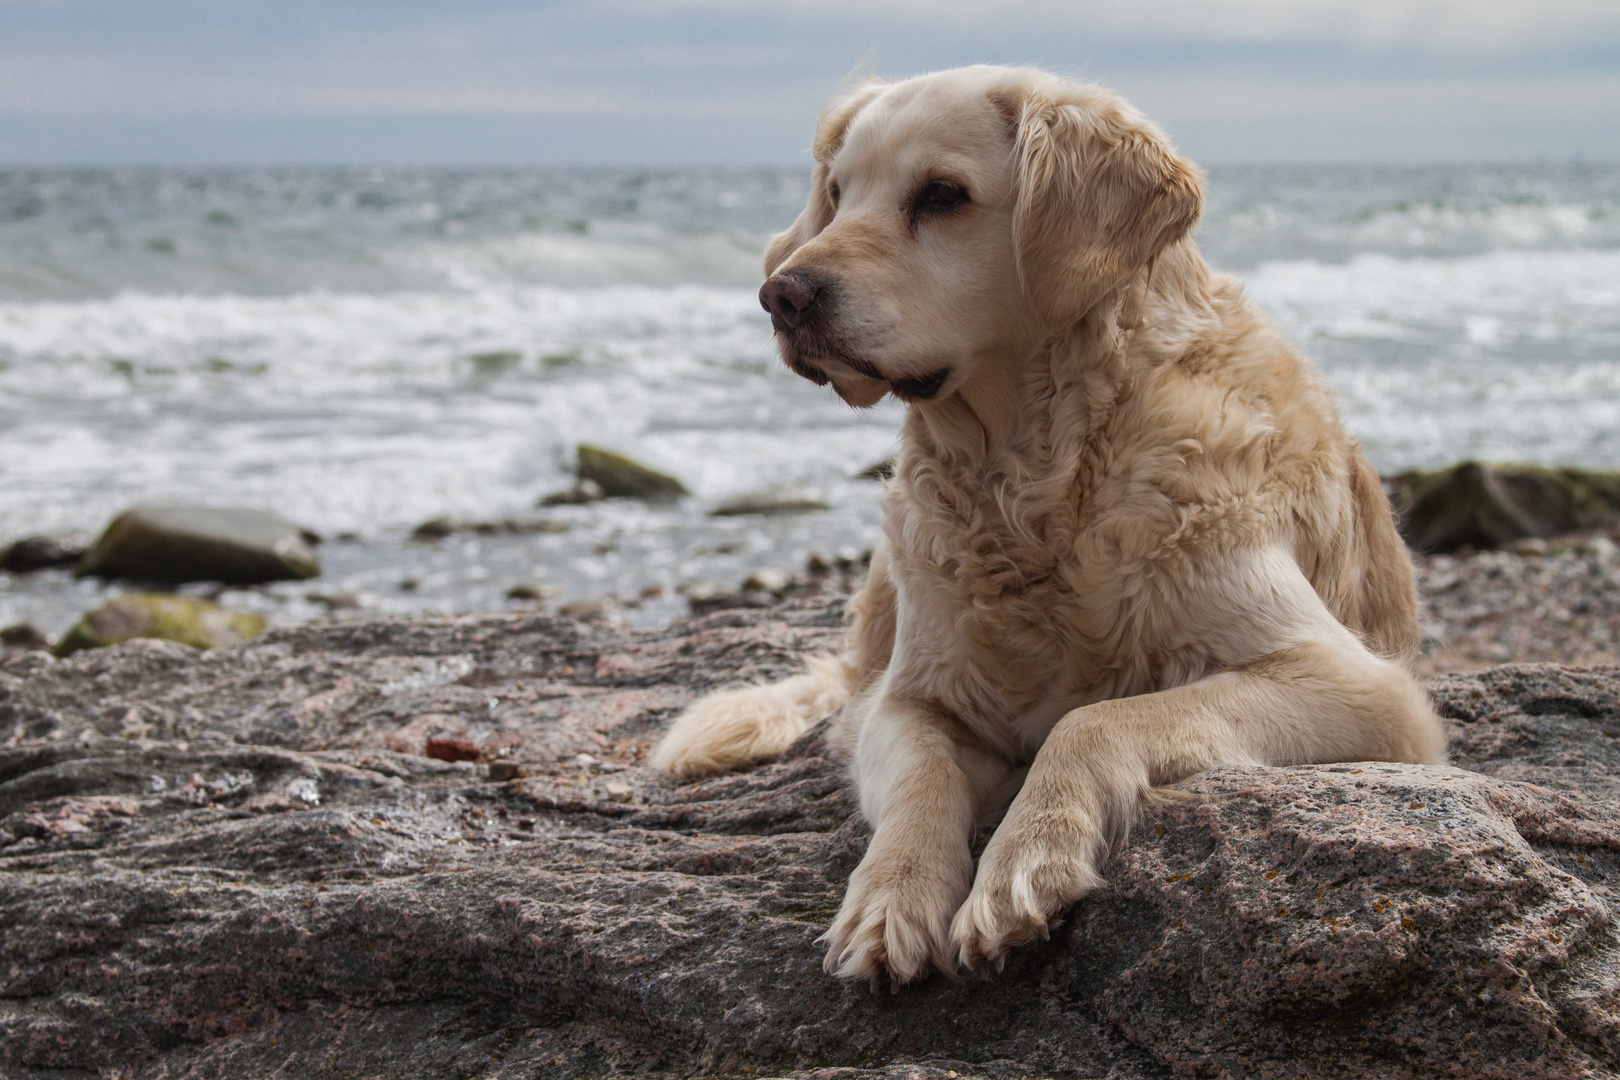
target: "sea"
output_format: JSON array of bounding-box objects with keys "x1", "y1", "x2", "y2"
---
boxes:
[{"x1": 2, "y1": 163, "x2": 1618, "y2": 636}]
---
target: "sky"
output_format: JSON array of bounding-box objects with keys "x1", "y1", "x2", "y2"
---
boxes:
[{"x1": 1, "y1": 0, "x2": 1617, "y2": 166}]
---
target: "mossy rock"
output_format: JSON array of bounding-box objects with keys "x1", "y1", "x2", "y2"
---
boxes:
[
  {"x1": 575, "y1": 445, "x2": 687, "y2": 501},
  {"x1": 1386, "y1": 461, "x2": 1620, "y2": 553},
  {"x1": 54, "y1": 594, "x2": 266, "y2": 657}
]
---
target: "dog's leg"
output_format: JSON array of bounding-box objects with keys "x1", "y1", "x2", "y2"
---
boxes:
[
  {"x1": 950, "y1": 636, "x2": 1444, "y2": 969},
  {"x1": 651, "y1": 544, "x2": 896, "y2": 778},
  {"x1": 822, "y1": 694, "x2": 1012, "y2": 987}
]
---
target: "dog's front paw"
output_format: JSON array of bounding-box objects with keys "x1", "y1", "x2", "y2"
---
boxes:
[
  {"x1": 950, "y1": 805, "x2": 1106, "y2": 970},
  {"x1": 819, "y1": 853, "x2": 966, "y2": 989}
]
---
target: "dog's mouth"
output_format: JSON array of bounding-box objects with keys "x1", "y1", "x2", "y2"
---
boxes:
[{"x1": 777, "y1": 334, "x2": 949, "y2": 406}]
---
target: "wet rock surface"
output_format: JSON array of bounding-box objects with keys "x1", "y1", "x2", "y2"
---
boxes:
[
  {"x1": 1, "y1": 599, "x2": 1618, "y2": 1079},
  {"x1": 76, "y1": 505, "x2": 322, "y2": 585}
]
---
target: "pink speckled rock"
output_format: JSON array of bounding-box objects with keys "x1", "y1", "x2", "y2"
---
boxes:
[{"x1": 0, "y1": 603, "x2": 1616, "y2": 1079}]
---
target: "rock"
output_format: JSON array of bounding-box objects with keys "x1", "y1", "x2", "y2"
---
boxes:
[
  {"x1": 52, "y1": 593, "x2": 266, "y2": 656},
  {"x1": 0, "y1": 532, "x2": 90, "y2": 573},
  {"x1": 711, "y1": 487, "x2": 831, "y2": 516},
  {"x1": 857, "y1": 456, "x2": 897, "y2": 481},
  {"x1": 680, "y1": 580, "x2": 774, "y2": 615},
  {"x1": 0, "y1": 623, "x2": 50, "y2": 650},
  {"x1": 575, "y1": 444, "x2": 687, "y2": 501},
  {"x1": 556, "y1": 597, "x2": 612, "y2": 620},
  {"x1": 424, "y1": 737, "x2": 480, "y2": 762},
  {"x1": 1386, "y1": 461, "x2": 1620, "y2": 553},
  {"x1": 2, "y1": 599, "x2": 1620, "y2": 1078},
  {"x1": 487, "y1": 761, "x2": 526, "y2": 782},
  {"x1": 538, "y1": 479, "x2": 606, "y2": 506},
  {"x1": 412, "y1": 516, "x2": 569, "y2": 539},
  {"x1": 742, "y1": 567, "x2": 793, "y2": 594},
  {"x1": 76, "y1": 506, "x2": 321, "y2": 584},
  {"x1": 603, "y1": 779, "x2": 634, "y2": 803},
  {"x1": 506, "y1": 582, "x2": 560, "y2": 602}
]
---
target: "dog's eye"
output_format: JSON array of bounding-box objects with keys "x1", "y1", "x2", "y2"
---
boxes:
[
  {"x1": 910, "y1": 180, "x2": 969, "y2": 219},
  {"x1": 828, "y1": 180, "x2": 841, "y2": 208}
]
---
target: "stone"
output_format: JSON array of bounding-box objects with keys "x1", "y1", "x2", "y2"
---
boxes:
[
  {"x1": 412, "y1": 516, "x2": 568, "y2": 540},
  {"x1": 488, "y1": 761, "x2": 526, "y2": 782},
  {"x1": 556, "y1": 598, "x2": 611, "y2": 620},
  {"x1": 51, "y1": 593, "x2": 266, "y2": 657},
  {"x1": 857, "y1": 457, "x2": 897, "y2": 481},
  {"x1": 2, "y1": 598, "x2": 1619, "y2": 1078},
  {"x1": 603, "y1": 779, "x2": 633, "y2": 802},
  {"x1": 538, "y1": 479, "x2": 606, "y2": 506},
  {"x1": 711, "y1": 487, "x2": 831, "y2": 516},
  {"x1": 680, "y1": 580, "x2": 773, "y2": 615},
  {"x1": 742, "y1": 567, "x2": 794, "y2": 594},
  {"x1": 1386, "y1": 461, "x2": 1620, "y2": 553},
  {"x1": 424, "y1": 737, "x2": 481, "y2": 762},
  {"x1": 0, "y1": 623, "x2": 50, "y2": 650},
  {"x1": 76, "y1": 506, "x2": 321, "y2": 584},
  {"x1": 506, "y1": 582, "x2": 560, "y2": 602},
  {"x1": 0, "y1": 532, "x2": 89, "y2": 573},
  {"x1": 575, "y1": 444, "x2": 688, "y2": 501}
]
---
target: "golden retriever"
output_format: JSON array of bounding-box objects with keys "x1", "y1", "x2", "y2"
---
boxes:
[{"x1": 651, "y1": 65, "x2": 1445, "y2": 988}]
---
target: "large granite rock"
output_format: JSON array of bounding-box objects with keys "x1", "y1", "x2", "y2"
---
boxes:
[
  {"x1": 1, "y1": 598, "x2": 1617, "y2": 1079},
  {"x1": 76, "y1": 506, "x2": 321, "y2": 585}
]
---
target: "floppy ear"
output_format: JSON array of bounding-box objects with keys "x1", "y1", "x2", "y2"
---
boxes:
[
  {"x1": 1012, "y1": 91, "x2": 1204, "y2": 331},
  {"x1": 763, "y1": 80, "x2": 887, "y2": 277}
]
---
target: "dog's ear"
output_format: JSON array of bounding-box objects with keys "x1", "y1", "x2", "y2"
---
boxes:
[
  {"x1": 1010, "y1": 90, "x2": 1204, "y2": 332},
  {"x1": 764, "y1": 80, "x2": 886, "y2": 277}
]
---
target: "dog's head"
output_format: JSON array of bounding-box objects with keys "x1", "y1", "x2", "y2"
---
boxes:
[{"x1": 760, "y1": 66, "x2": 1204, "y2": 408}]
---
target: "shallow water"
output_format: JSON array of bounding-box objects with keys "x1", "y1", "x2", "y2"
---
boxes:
[{"x1": 3, "y1": 163, "x2": 1618, "y2": 635}]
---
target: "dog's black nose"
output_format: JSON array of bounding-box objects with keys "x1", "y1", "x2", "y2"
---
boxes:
[{"x1": 759, "y1": 273, "x2": 819, "y2": 330}]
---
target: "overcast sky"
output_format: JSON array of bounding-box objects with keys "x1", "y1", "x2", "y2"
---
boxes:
[{"x1": 1, "y1": 0, "x2": 1617, "y2": 165}]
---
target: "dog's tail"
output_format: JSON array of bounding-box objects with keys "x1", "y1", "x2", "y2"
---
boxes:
[{"x1": 650, "y1": 653, "x2": 855, "y2": 777}]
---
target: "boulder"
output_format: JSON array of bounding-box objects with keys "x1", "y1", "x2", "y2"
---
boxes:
[
  {"x1": 51, "y1": 593, "x2": 266, "y2": 656},
  {"x1": 712, "y1": 487, "x2": 831, "y2": 516},
  {"x1": 0, "y1": 532, "x2": 89, "y2": 573},
  {"x1": 1386, "y1": 461, "x2": 1620, "y2": 553},
  {"x1": 76, "y1": 506, "x2": 321, "y2": 584},
  {"x1": 1, "y1": 598, "x2": 1618, "y2": 1079},
  {"x1": 575, "y1": 444, "x2": 688, "y2": 500}
]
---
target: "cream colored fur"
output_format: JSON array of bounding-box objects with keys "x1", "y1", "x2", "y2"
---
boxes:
[{"x1": 651, "y1": 65, "x2": 1445, "y2": 987}]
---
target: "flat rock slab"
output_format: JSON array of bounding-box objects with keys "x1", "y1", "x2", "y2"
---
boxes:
[{"x1": 1, "y1": 599, "x2": 1618, "y2": 1079}]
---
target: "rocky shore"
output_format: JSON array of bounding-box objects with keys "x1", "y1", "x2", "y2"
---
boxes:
[{"x1": 2, "y1": 597, "x2": 1619, "y2": 1079}]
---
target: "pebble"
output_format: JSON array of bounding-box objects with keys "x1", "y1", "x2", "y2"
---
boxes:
[
  {"x1": 604, "y1": 780, "x2": 633, "y2": 803},
  {"x1": 425, "y1": 738, "x2": 481, "y2": 762},
  {"x1": 487, "y1": 761, "x2": 526, "y2": 782}
]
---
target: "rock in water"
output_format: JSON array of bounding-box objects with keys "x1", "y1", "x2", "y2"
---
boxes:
[
  {"x1": 76, "y1": 506, "x2": 321, "y2": 584},
  {"x1": 2, "y1": 597, "x2": 1619, "y2": 1078},
  {"x1": 711, "y1": 487, "x2": 830, "y2": 516},
  {"x1": 52, "y1": 593, "x2": 266, "y2": 656},
  {"x1": 1387, "y1": 461, "x2": 1620, "y2": 552},
  {"x1": 0, "y1": 532, "x2": 90, "y2": 572},
  {"x1": 575, "y1": 444, "x2": 688, "y2": 500}
]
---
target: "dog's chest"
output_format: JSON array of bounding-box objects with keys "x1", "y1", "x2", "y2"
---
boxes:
[{"x1": 885, "y1": 471, "x2": 1125, "y2": 753}]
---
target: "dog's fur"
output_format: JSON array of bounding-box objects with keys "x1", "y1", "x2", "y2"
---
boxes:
[{"x1": 651, "y1": 66, "x2": 1445, "y2": 987}]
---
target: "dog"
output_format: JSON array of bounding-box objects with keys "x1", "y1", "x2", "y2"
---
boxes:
[{"x1": 651, "y1": 65, "x2": 1445, "y2": 988}]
